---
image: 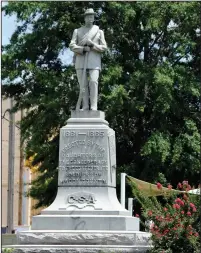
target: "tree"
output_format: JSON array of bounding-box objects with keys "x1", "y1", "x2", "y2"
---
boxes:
[{"x1": 2, "y1": 2, "x2": 200, "y2": 208}]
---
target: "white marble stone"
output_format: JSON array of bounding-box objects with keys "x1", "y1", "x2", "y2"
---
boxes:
[
  {"x1": 17, "y1": 231, "x2": 151, "y2": 246},
  {"x1": 58, "y1": 112, "x2": 115, "y2": 188},
  {"x1": 41, "y1": 187, "x2": 128, "y2": 215},
  {"x1": 3, "y1": 245, "x2": 151, "y2": 253},
  {"x1": 71, "y1": 111, "x2": 105, "y2": 119},
  {"x1": 5, "y1": 230, "x2": 152, "y2": 252},
  {"x1": 3, "y1": 111, "x2": 150, "y2": 253},
  {"x1": 69, "y1": 9, "x2": 107, "y2": 111},
  {"x1": 32, "y1": 215, "x2": 139, "y2": 231},
  {"x1": 31, "y1": 111, "x2": 138, "y2": 232}
]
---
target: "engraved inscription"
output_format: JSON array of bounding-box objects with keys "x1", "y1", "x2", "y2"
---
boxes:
[
  {"x1": 60, "y1": 153, "x2": 104, "y2": 158},
  {"x1": 59, "y1": 166, "x2": 107, "y2": 171},
  {"x1": 61, "y1": 179, "x2": 106, "y2": 184},
  {"x1": 67, "y1": 192, "x2": 96, "y2": 204},
  {"x1": 63, "y1": 131, "x2": 76, "y2": 137},
  {"x1": 61, "y1": 140, "x2": 105, "y2": 153},
  {"x1": 63, "y1": 131, "x2": 105, "y2": 138},
  {"x1": 59, "y1": 128, "x2": 108, "y2": 186},
  {"x1": 87, "y1": 131, "x2": 104, "y2": 137},
  {"x1": 59, "y1": 159, "x2": 107, "y2": 165}
]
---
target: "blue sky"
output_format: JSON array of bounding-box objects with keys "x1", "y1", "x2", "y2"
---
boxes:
[
  {"x1": 2, "y1": 8, "x2": 18, "y2": 46},
  {"x1": 2, "y1": 4, "x2": 73, "y2": 64}
]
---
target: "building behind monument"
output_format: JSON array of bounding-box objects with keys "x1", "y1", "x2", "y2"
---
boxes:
[{"x1": 2, "y1": 99, "x2": 42, "y2": 234}]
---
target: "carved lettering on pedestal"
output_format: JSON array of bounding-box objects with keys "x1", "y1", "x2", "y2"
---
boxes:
[
  {"x1": 67, "y1": 192, "x2": 96, "y2": 206},
  {"x1": 60, "y1": 178, "x2": 106, "y2": 184},
  {"x1": 59, "y1": 129, "x2": 108, "y2": 186},
  {"x1": 63, "y1": 131, "x2": 105, "y2": 138},
  {"x1": 60, "y1": 140, "x2": 105, "y2": 153}
]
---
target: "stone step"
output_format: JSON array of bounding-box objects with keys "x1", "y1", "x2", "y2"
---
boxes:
[
  {"x1": 17, "y1": 230, "x2": 151, "y2": 246},
  {"x1": 3, "y1": 244, "x2": 151, "y2": 253}
]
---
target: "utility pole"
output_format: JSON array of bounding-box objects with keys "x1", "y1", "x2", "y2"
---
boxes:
[
  {"x1": 7, "y1": 97, "x2": 15, "y2": 233},
  {"x1": 18, "y1": 109, "x2": 24, "y2": 225}
]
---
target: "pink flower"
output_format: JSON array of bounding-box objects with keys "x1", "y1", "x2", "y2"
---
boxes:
[
  {"x1": 187, "y1": 211, "x2": 191, "y2": 216},
  {"x1": 181, "y1": 211, "x2": 184, "y2": 214},
  {"x1": 189, "y1": 203, "x2": 195, "y2": 208},
  {"x1": 163, "y1": 229, "x2": 169, "y2": 235},
  {"x1": 173, "y1": 203, "x2": 180, "y2": 209},
  {"x1": 156, "y1": 182, "x2": 162, "y2": 189},
  {"x1": 177, "y1": 182, "x2": 182, "y2": 189},
  {"x1": 164, "y1": 207, "x2": 168, "y2": 212},
  {"x1": 189, "y1": 203, "x2": 196, "y2": 212},
  {"x1": 148, "y1": 210, "x2": 153, "y2": 216},
  {"x1": 168, "y1": 184, "x2": 172, "y2": 190},
  {"x1": 180, "y1": 200, "x2": 184, "y2": 206},
  {"x1": 135, "y1": 214, "x2": 139, "y2": 217},
  {"x1": 176, "y1": 204, "x2": 180, "y2": 209},
  {"x1": 175, "y1": 198, "x2": 184, "y2": 206},
  {"x1": 183, "y1": 180, "x2": 188, "y2": 185},
  {"x1": 175, "y1": 198, "x2": 182, "y2": 204},
  {"x1": 186, "y1": 185, "x2": 191, "y2": 191},
  {"x1": 150, "y1": 222, "x2": 154, "y2": 229}
]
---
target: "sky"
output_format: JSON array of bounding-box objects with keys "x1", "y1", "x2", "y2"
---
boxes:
[
  {"x1": 2, "y1": 7, "x2": 17, "y2": 46},
  {"x1": 2, "y1": 3, "x2": 73, "y2": 64}
]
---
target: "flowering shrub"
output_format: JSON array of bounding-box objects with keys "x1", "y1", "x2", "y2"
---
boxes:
[{"x1": 129, "y1": 180, "x2": 200, "y2": 253}]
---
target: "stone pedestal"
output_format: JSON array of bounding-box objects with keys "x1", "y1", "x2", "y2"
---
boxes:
[
  {"x1": 3, "y1": 111, "x2": 151, "y2": 253},
  {"x1": 32, "y1": 111, "x2": 139, "y2": 232}
]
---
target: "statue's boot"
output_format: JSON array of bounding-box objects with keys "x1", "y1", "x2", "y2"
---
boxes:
[{"x1": 89, "y1": 81, "x2": 98, "y2": 110}]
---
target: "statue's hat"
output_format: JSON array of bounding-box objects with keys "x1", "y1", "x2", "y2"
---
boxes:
[{"x1": 84, "y1": 8, "x2": 96, "y2": 16}]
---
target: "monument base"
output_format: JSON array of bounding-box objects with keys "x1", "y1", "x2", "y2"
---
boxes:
[
  {"x1": 31, "y1": 111, "x2": 139, "y2": 232},
  {"x1": 3, "y1": 245, "x2": 150, "y2": 253},
  {"x1": 32, "y1": 215, "x2": 139, "y2": 231},
  {"x1": 3, "y1": 111, "x2": 153, "y2": 252},
  {"x1": 3, "y1": 230, "x2": 152, "y2": 253}
]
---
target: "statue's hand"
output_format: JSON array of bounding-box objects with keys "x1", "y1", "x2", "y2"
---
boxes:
[
  {"x1": 87, "y1": 39, "x2": 94, "y2": 47},
  {"x1": 84, "y1": 46, "x2": 91, "y2": 52}
]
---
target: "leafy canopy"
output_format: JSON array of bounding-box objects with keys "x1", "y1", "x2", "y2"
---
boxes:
[{"x1": 2, "y1": 2, "x2": 200, "y2": 208}]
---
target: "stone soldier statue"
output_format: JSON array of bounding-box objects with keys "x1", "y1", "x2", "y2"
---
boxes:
[{"x1": 69, "y1": 8, "x2": 107, "y2": 111}]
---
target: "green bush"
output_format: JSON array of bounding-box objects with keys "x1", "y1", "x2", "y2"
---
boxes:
[{"x1": 2, "y1": 249, "x2": 14, "y2": 253}]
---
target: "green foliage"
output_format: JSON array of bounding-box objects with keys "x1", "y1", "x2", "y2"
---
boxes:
[
  {"x1": 2, "y1": 248, "x2": 14, "y2": 253},
  {"x1": 129, "y1": 179, "x2": 200, "y2": 253},
  {"x1": 2, "y1": 2, "x2": 200, "y2": 207},
  {"x1": 141, "y1": 131, "x2": 171, "y2": 163}
]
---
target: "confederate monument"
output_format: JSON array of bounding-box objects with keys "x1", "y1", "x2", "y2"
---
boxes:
[
  {"x1": 69, "y1": 8, "x2": 107, "y2": 111},
  {"x1": 4, "y1": 8, "x2": 151, "y2": 253}
]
